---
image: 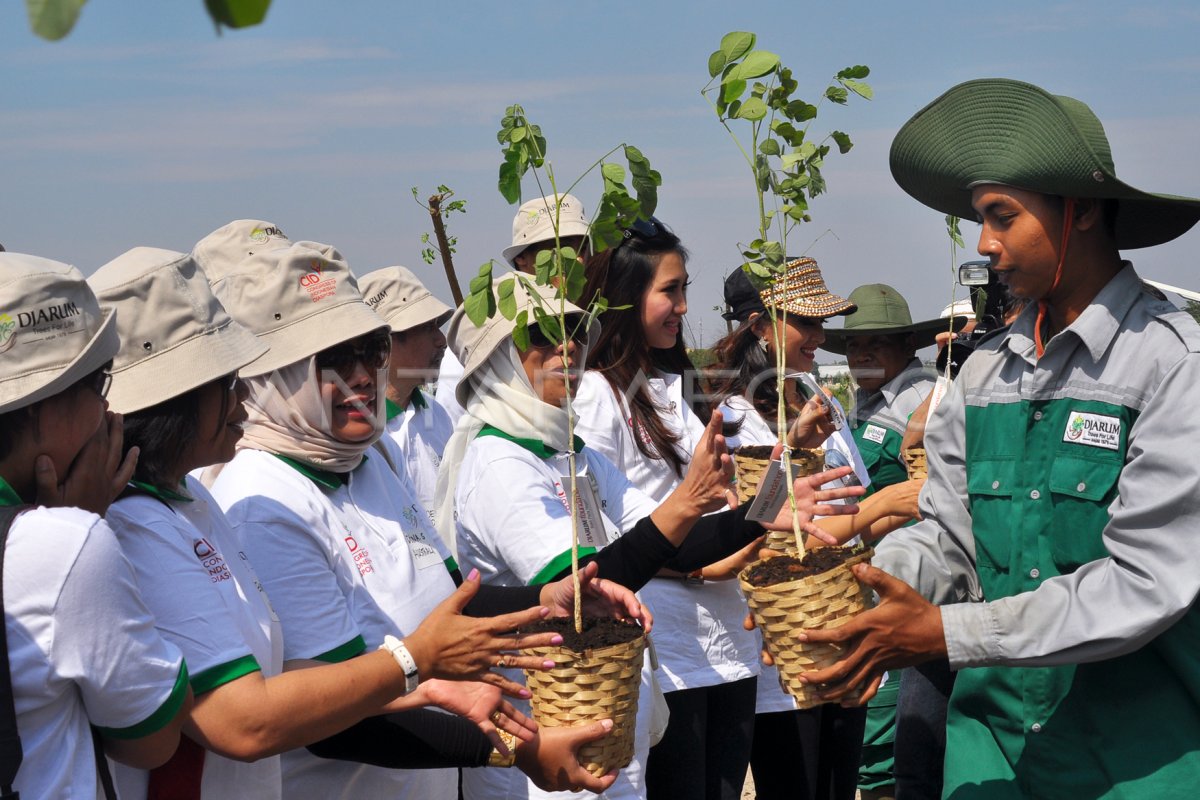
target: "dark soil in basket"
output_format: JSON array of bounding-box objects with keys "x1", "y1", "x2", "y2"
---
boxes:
[
  {"x1": 522, "y1": 617, "x2": 643, "y2": 651},
  {"x1": 744, "y1": 545, "x2": 869, "y2": 587},
  {"x1": 734, "y1": 444, "x2": 775, "y2": 460}
]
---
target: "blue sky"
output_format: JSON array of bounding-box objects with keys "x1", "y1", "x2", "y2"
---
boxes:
[{"x1": 3, "y1": 1, "x2": 1199, "y2": 356}]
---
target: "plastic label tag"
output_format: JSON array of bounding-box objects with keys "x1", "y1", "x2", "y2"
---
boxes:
[
  {"x1": 560, "y1": 474, "x2": 612, "y2": 547},
  {"x1": 745, "y1": 459, "x2": 797, "y2": 524}
]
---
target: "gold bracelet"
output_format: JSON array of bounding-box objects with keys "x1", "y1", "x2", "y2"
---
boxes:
[{"x1": 487, "y1": 729, "x2": 518, "y2": 768}]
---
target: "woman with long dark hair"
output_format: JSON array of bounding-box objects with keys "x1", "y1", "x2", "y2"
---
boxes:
[{"x1": 574, "y1": 219, "x2": 760, "y2": 800}]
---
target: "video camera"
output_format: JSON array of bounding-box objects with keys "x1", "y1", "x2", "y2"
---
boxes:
[{"x1": 935, "y1": 260, "x2": 1014, "y2": 378}]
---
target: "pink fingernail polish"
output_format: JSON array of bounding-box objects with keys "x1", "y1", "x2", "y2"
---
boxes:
[
  {"x1": 550, "y1": 635, "x2": 564, "y2": 645},
  {"x1": 520, "y1": 689, "x2": 531, "y2": 698},
  {"x1": 543, "y1": 659, "x2": 556, "y2": 669},
  {"x1": 467, "y1": 568, "x2": 479, "y2": 581}
]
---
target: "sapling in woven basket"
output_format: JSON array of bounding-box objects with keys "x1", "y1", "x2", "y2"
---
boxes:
[
  {"x1": 704, "y1": 31, "x2": 878, "y2": 704},
  {"x1": 464, "y1": 104, "x2": 661, "y2": 774}
]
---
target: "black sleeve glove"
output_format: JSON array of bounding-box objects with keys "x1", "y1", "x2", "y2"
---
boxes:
[{"x1": 306, "y1": 708, "x2": 494, "y2": 768}]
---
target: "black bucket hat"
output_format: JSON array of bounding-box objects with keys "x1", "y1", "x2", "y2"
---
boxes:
[{"x1": 890, "y1": 78, "x2": 1200, "y2": 250}]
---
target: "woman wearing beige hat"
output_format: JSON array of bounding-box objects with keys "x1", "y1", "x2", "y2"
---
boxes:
[
  {"x1": 441, "y1": 275, "x2": 863, "y2": 800},
  {"x1": 0, "y1": 253, "x2": 192, "y2": 798},
  {"x1": 708, "y1": 259, "x2": 923, "y2": 800},
  {"x1": 181, "y1": 223, "x2": 649, "y2": 799}
]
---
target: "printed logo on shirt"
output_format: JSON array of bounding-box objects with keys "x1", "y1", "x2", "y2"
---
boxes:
[
  {"x1": 343, "y1": 534, "x2": 375, "y2": 576},
  {"x1": 299, "y1": 259, "x2": 337, "y2": 302},
  {"x1": 1063, "y1": 411, "x2": 1120, "y2": 451},
  {"x1": 862, "y1": 424, "x2": 887, "y2": 445},
  {"x1": 193, "y1": 537, "x2": 232, "y2": 583}
]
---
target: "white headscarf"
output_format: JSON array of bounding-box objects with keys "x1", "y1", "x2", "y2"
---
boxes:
[
  {"x1": 433, "y1": 336, "x2": 581, "y2": 546},
  {"x1": 237, "y1": 356, "x2": 386, "y2": 473}
]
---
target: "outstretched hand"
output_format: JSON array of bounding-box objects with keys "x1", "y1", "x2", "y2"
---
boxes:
[
  {"x1": 417, "y1": 679, "x2": 538, "y2": 752},
  {"x1": 677, "y1": 410, "x2": 737, "y2": 515},
  {"x1": 541, "y1": 560, "x2": 653, "y2": 633},
  {"x1": 797, "y1": 563, "x2": 946, "y2": 704},
  {"x1": 35, "y1": 411, "x2": 138, "y2": 516},
  {"x1": 403, "y1": 570, "x2": 567, "y2": 698}
]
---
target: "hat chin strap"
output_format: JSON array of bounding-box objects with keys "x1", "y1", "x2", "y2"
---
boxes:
[{"x1": 1034, "y1": 197, "x2": 1076, "y2": 359}]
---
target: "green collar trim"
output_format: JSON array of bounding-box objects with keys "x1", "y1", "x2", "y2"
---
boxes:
[
  {"x1": 0, "y1": 476, "x2": 23, "y2": 508},
  {"x1": 385, "y1": 397, "x2": 404, "y2": 422},
  {"x1": 410, "y1": 387, "x2": 428, "y2": 410},
  {"x1": 272, "y1": 454, "x2": 364, "y2": 490},
  {"x1": 129, "y1": 480, "x2": 194, "y2": 504},
  {"x1": 476, "y1": 424, "x2": 584, "y2": 458},
  {"x1": 386, "y1": 388, "x2": 428, "y2": 422}
]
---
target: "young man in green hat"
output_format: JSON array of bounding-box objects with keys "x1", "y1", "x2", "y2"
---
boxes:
[{"x1": 799, "y1": 78, "x2": 1200, "y2": 799}]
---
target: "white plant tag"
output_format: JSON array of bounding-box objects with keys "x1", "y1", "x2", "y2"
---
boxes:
[
  {"x1": 746, "y1": 459, "x2": 793, "y2": 524},
  {"x1": 561, "y1": 474, "x2": 610, "y2": 547},
  {"x1": 786, "y1": 371, "x2": 843, "y2": 431},
  {"x1": 927, "y1": 376, "x2": 951, "y2": 417}
]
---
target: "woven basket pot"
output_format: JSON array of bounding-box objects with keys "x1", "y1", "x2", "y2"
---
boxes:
[
  {"x1": 523, "y1": 633, "x2": 646, "y2": 776},
  {"x1": 731, "y1": 447, "x2": 825, "y2": 555},
  {"x1": 904, "y1": 447, "x2": 928, "y2": 480},
  {"x1": 739, "y1": 547, "x2": 874, "y2": 708}
]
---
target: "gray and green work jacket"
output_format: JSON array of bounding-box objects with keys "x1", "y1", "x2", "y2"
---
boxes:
[
  {"x1": 849, "y1": 358, "x2": 933, "y2": 492},
  {"x1": 874, "y1": 264, "x2": 1200, "y2": 799}
]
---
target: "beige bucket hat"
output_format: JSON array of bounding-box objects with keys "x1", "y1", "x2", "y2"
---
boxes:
[
  {"x1": 358, "y1": 266, "x2": 453, "y2": 333},
  {"x1": 502, "y1": 194, "x2": 591, "y2": 266},
  {"x1": 192, "y1": 224, "x2": 387, "y2": 377},
  {"x1": 88, "y1": 247, "x2": 269, "y2": 414},
  {"x1": 0, "y1": 253, "x2": 120, "y2": 414},
  {"x1": 192, "y1": 219, "x2": 294, "y2": 268},
  {"x1": 447, "y1": 276, "x2": 597, "y2": 407}
]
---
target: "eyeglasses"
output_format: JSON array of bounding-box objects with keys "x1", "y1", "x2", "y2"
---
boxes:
[
  {"x1": 621, "y1": 216, "x2": 664, "y2": 242},
  {"x1": 526, "y1": 315, "x2": 588, "y2": 349},
  {"x1": 85, "y1": 366, "x2": 112, "y2": 399},
  {"x1": 217, "y1": 372, "x2": 239, "y2": 393},
  {"x1": 316, "y1": 332, "x2": 391, "y2": 375}
]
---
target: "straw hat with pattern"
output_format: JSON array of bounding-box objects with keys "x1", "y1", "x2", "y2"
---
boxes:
[
  {"x1": 192, "y1": 223, "x2": 386, "y2": 377},
  {"x1": 758, "y1": 257, "x2": 856, "y2": 319},
  {"x1": 822, "y1": 283, "x2": 968, "y2": 355},
  {"x1": 88, "y1": 247, "x2": 268, "y2": 414},
  {"x1": 890, "y1": 78, "x2": 1200, "y2": 250},
  {"x1": 0, "y1": 253, "x2": 119, "y2": 414},
  {"x1": 357, "y1": 266, "x2": 452, "y2": 334}
]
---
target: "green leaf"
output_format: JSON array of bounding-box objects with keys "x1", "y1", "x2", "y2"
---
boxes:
[
  {"x1": 497, "y1": 279, "x2": 517, "y2": 320},
  {"x1": 747, "y1": 262, "x2": 773, "y2": 279},
  {"x1": 562, "y1": 258, "x2": 586, "y2": 303},
  {"x1": 825, "y1": 86, "x2": 849, "y2": 105},
  {"x1": 831, "y1": 131, "x2": 853, "y2": 154},
  {"x1": 728, "y1": 50, "x2": 780, "y2": 81},
  {"x1": 719, "y1": 31, "x2": 756, "y2": 61},
  {"x1": 759, "y1": 139, "x2": 781, "y2": 156},
  {"x1": 708, "y1": 50, "x2": 727, "y2": 78},
  {"x1": 836, "y1": 65, "x2": 871, "y2": 80},
  {"x1": 204, "y1": 0, "x2": 270, "y2": 28},
  {"x1": 761, "y1": 240, "x2": 784, "y2": 262},
  {"x1": 509, "y1": 125, "x2": 527, "y2": 143},
  {"x1": 841, "y1": 78, "x2": 873, "y2": 100},
  {"x1": 498, "y1": 150, "x2": 522, "y2": 205},
  {"x1": 785, "y1": 100, "x2": 818, "y2": 122},
  {"x1": 624, "y1": 144, "x2": 646, "y2": 164},
  {"x1": 735, "y1": 97, "x2": 768, "y2": 121},
  {"x1": 785, "y1": 205, "x2": 807, "y2": 222},
  {"x1": 721, "y1": 78, "x2": 747, "y2": 105},
  {"x1": 601, "y1": 162, "x2": 626, "y2": 184},
  {"x1": 25, "y1": 0, "x2": 88, "y2": 40},
  {"x1": 511, "y1": 310, "x2": 531, "y2": 351}
]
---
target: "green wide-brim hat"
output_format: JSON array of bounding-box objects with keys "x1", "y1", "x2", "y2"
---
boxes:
[
  {"x1": 821, "y1": 283, "x2": 968, "y2": 355},
  {"x1": 890, "y1": 78, "x2": 1200, "y2": 250}
]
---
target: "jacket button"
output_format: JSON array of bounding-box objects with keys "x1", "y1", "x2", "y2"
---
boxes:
[
  {"x1": 1076, "y1": 482, "x2": 1086, "y2": 492},
  {"x1": 1031, "y1": 723, "x2": 1043, "y2": 733},
  {"x1": 1030, "y1": 489, "x2": 1041, "y2": 500},
  {"x1": 992, "y1": 480, "x2": 1000, "y2": 489},
  {"x1": 1030, "y1": 568, "x2": 1040, "y2": 579},
  {"x1": 1033, "y1": 411, "x2": 1043, "y2": 421}
]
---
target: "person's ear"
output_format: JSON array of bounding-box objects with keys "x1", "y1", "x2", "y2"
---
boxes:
[
  {"x1": 749, "y1": 312, "x2": 769, "y2": 338},
  {"x1": 1072, "y1": 197, "x2": 1103, "y2": 232}
]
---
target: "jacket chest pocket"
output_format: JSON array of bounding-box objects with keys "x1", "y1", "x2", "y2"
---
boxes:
[
  {"x1": 1047, "y1": 455, "x2": 1122, "y2": 571},
  {"x1": 966, "y1": 458, "x2": 1018, "y2": 574}
]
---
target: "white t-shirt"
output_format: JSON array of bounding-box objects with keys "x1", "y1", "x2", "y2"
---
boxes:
[
  {"x1": 208, "y1": 449, "x2": 457, "y2": 800},
  {"x1": 2, "y1": 501, "x2": 187, "y2": 800},
  {"x1": 433, "y1": 347, "x2": 466, "y2": 425},
  {"x1": 454, "y1": 432, "x2": 660, "y2": 800},
  {"x1": 574, "y1": 371, "x2": 761, "y2": 692},
  {"x1": 718, "y1": 393, "x2": 872, "y2": 714},
  {"x1": 106, "y1": 477, "x2": 284, "y2": 799}
]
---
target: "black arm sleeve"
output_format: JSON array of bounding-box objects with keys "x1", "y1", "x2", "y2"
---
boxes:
[
  {"x1": 306, "y1": 708, "x2": 494, "y2": 768},
  {"x1": 545, "y1": 506, "x2": 764, "y2": 590},
  {"x1": 462, "y1": 583, "x2": 544, "y2": 617}
]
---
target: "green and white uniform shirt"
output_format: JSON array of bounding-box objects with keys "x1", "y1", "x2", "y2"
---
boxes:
[
  {"x1": 107, "y1": 476, "x2": 284, "y2": 800},
  {"x1": 379, "y1": 388, "x2": 454, "y2": 530},
  {"x1": 875, "y1": 265, "x2": 1200, "y2": 799},
  {"x1": 849, "y1": 358, "x2": 933, "y2": 492},
  {"x1": 454, "y1": 429, "x2": 659, "y2": 800},
  {"x1": 209, "y1": 449, "x2": 458, "y2": 800},
  {"x1": 0, "y1": 479, "x2": 189, "y2": 800}
]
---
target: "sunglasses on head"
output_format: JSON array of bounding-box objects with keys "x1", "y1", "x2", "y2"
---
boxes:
[
  {"x1": 316, "y1": 332, "x2": 391, "y2": 375},
  {"x1": 621, "y1": 216, "x2": 664, "y2": 242},
  {"x1": 526, "y1": 315, "x2": 588, "y2": 349}
]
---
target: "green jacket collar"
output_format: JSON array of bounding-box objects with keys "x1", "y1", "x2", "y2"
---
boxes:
[
  {"x1": 0, "y1": 476, "x2": 23, "y2": 508},
  {"x1": 476, "y1": 424, "x2": 584, "y2": 459},
  {"x1": 273, "y1": 454, "x2": 365, "y2": 490}
]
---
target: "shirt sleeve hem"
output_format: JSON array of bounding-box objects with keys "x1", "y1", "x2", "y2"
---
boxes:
[
  {"x1": 97, "y1": 659, "x2": 190, "y2": 740},
  {"x1": 941, "y1": 601, "x2": 997, "y2": 669},
  {"x1": 529, "y1": 547, "x2": 598, "y2": 586},
  {"x1": 191, "y1": 654, "x2": 262, "y2": 695},
  {"x1": 313, "y1": 635, "x2": 367, "y2": 664}
]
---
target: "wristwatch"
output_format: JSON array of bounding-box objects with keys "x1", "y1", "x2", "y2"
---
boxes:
[
  {"x1": 380, "y1": 634, "x2": 420, "y2": 694},
  {"x1": 683, "y1": 569, "x2": 705, "y2": 586}
]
